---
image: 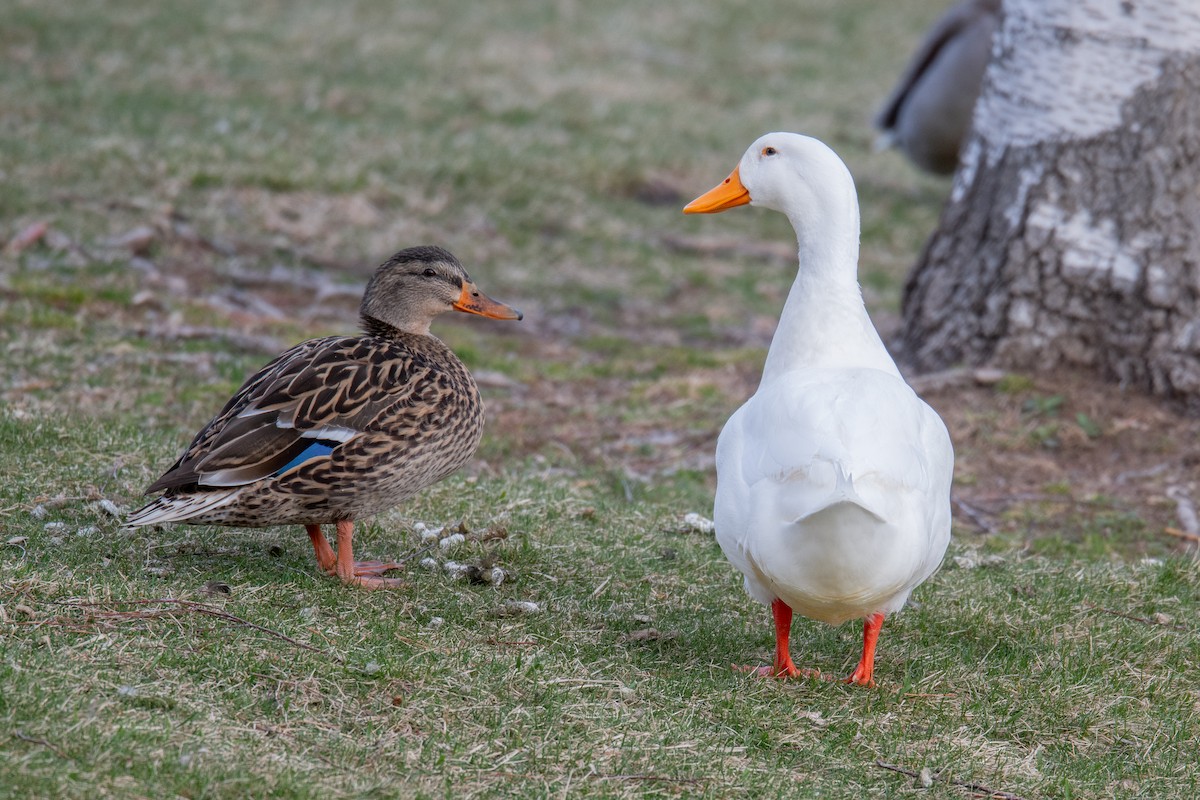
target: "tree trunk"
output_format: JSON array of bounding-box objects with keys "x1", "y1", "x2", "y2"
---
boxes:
[{"x1": 901, "y1": 0, "x2": 1200, "y2": 410}]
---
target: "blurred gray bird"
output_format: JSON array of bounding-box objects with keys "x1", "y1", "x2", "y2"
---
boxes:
[{"x1": 874, "y1": 0, "x2": 1000, "y2": 175}]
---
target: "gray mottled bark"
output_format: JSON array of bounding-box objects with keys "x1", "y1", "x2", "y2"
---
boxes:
[{"x1": 901, "y1": 0, "x2": 1200, "y2": 410}]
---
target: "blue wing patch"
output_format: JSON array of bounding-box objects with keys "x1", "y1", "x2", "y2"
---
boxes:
[{"x1": 275, "y1": 440, "x2": 338, "y2": 476}]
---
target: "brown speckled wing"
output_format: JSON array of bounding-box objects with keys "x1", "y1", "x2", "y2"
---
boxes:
[{"x1": 145, "y1": 335, "x2": 443, "y2": 493}]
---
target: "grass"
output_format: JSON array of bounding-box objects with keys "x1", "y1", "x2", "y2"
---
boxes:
[
  {"x1": 3, "y1": 0, "x2": 1199, "y2": 798},
  {"x1": 3, "y1": 430, "x2": 1198, "y2": 799}
]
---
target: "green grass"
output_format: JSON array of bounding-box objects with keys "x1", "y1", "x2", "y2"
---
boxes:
[
  {"x1": 3, "y1": 0, "x2": 1199, "y2": 798},
  {"x1": 2, "y1": 416, "x2": 1198, "y2": 798}
]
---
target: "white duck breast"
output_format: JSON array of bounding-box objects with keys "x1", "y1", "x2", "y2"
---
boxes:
[{"x1": 684, "y1": 132, "x2": 954, "y2": 687}]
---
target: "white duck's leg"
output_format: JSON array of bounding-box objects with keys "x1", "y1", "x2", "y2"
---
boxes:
[
  {"x1": 845, "y1": 612, "x2": 885, "y2": 688},
  {"x1": 769, "y1": 599, "x2": 802, "y2": 678},
  {"x1": 738, "y1": 599, "x2": 822, "y2": 680}
]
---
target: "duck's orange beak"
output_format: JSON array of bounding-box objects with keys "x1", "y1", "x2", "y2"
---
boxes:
[
  {"x1": 683, "y1": 166, "x2": 751, "y2": 214},
  {"x1": 454, "y1": 282, "x2": 523, "y2": 321}
]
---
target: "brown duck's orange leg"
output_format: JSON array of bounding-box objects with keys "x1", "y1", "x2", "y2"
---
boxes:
[
  {"x1": 736, "y1": 599, "x2": 821, "y2": 679},
  {"x1": 306, "y1": 524, "x2": 337, "y2": 574},
  {"x1": 845, "y1": 612, "x2": 885, "y2": 688},
  {"x1": 333, "y1": 519, "x2": 406, "y2": 589}
]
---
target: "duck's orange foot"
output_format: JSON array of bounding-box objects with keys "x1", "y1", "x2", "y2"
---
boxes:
[
  {"x1": 842, "y1": 612, "x2": 884, "y2": 688},
  {"x1": 307, "y1": 522, "x2": 408, "y2": 590},
  {"x1": 842, "y1": 668, "x2": 877, "y2": 689},
  {"x1": 733, "y1": 663, "x2": 823, "y2": 680}
]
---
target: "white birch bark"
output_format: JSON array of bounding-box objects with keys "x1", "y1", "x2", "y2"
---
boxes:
[{"x1": 902, "y1": 0, "x2": 1200, "y2": 409}]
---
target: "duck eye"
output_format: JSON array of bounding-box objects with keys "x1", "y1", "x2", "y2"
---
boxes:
[
  {"x1": 762, "y1": 146, "x2": 778, "y2": 157},
  {"x1": 423, "y1": 268, "x2": 437, "y2": 277}
]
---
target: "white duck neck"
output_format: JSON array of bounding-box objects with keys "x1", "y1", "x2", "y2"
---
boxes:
[{"x1": 760, "y1": 201, "x2": 902, "y2": 383}]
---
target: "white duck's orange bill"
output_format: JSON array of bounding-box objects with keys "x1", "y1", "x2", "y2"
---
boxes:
[{"x1": 683, "y1": 166, "x2": 751, "y2": 214}]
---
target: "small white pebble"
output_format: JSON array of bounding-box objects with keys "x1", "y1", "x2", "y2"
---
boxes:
[
  {"x1": 419, "y1": 557, "x2": 439, "y2": 571},
  {"x1": 428, "y1": 617, "x2": 445, "y2": 628},
  {"x1": 415, "y1": 522, "x2": 443, "y2": 542},
  {"x1": 31, "y1": 505, "x2": 48, "y2": 519},
  {"x1": 682, "y1": 512, "x2": 715, "y2": 534},
  {"x1": 97, "y1": 499, "x2": 122, "y2": 517},
  {"x1": 44, "y1": 522, "x2": 68, "y2": 533},
  {"x1": 439, "y1": 533, "x2": 466, "y2": 551}
]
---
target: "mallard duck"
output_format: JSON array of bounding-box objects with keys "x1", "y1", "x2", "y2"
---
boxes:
[
  {"x1": 125, "y1": 245, "x2": 522, "y2": 589},
  {"x1": 683, "y1": 133, "x2": 953, "y2": 686},
  {"x1": 874, "y1": 0, "x2": 1000, "y2": 174}
]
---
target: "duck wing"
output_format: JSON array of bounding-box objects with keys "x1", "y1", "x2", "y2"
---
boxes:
[{"x1": 145, "y1": 336, "x2": 437, "y2": 492}]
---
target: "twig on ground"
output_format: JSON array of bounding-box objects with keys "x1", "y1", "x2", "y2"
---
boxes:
[
  {"x1": 13, "y1": 729, "x2": 71, "y2": 760},
  {"x1": 57, "y1": 598, "x2": 342, "y2": 661},
  {"x1": 953, "y1": 495, "x2": 999, "y2": 534},
  {"x1": 1163, "y1": 526, "x2": 1200, "y2": 544},
  {"x1": 1114, "y1": 462, "x2": 1171, "y2": 484},
  {"x1": 1082, "y1": 601, "x2": 1188, "y2": 632},
  {"x1": 906, "y1": 367, "x2": 1005, "y2": 394},
  {"x1": 873, "y1": 761, "x2": 1030, "y2": 800},
  {"x1": 394, "y1": 540, "x2": 438, "y2": 565},
  {"x1": 598, "y1": 773, "x2": 705, "y2": 786}
]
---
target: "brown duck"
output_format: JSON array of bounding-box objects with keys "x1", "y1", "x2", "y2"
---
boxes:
[{"x1": 125, "y1": 246, "x2": 522, "y2": 589}]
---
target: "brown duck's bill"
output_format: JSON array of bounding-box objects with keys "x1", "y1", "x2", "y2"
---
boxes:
[
  {"x1": 683, "y1": 165, "x2": 751, "y2": 214},
  {"x1": 454, "y1": 283, "x2": 524, "y2": 321}
]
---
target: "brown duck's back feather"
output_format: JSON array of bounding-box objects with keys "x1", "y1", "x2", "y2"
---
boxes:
[{"x1": 137, "y1": 328, "x2": 484, "y2": 526}]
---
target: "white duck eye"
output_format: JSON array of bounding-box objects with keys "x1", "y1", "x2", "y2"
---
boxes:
[{"x1": 762, "y1": 146, "x2": 778, "y2": 157}]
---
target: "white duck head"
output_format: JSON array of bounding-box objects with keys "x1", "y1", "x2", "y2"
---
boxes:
[
  {"x1": 684, "y1": 132, "x2": 861, "y2": 282},
  {"x1": 684, "y1": 132, "x2": 898, "y2": 378}
]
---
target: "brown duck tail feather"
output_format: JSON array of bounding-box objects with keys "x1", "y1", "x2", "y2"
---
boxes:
[{"x1": 123, "y1": 489, "x2": 241, "y2": 527}]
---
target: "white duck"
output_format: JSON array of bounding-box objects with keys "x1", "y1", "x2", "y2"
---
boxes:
[{"x1": 683, "y1": 132, "x2": 953, "y2": 687}]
